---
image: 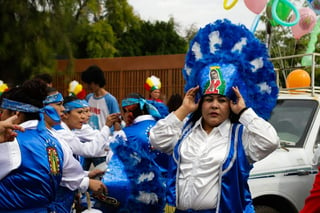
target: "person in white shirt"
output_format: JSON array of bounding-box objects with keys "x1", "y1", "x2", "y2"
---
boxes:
[
  {"x1": 54, "y1": 95, "x2": 120, "y2": 160},
  {"x1": 43, "y1": 88, "x2": 108, "y2": 212},
  {"x1": 149, "y1": 19, "x2": 280, "y2": 213},
  {"x1": 81, "y1": 65, "x2": 121, "y2": 170},
  {"x1": 0, "y1": 79, "x2": 106, "y2": 212}
]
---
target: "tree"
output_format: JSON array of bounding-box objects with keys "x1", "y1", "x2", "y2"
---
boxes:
[
  {"x1": 255, "y1": 12, "x2": 319, "y2": 87},
  {"x1": 0, "y1": 0, "x2": 116, "y2": 85},
  {"x1": 116, "y1": 18, "x2": 188, "y2": 56},
  {"x1": 0, "y1": 0, "x2": 57, "y2": 85},
  {"x1": 0, "y1": 0, "x2": 189, "y2": 85},
  {"x1": 105, "y1": 0, "x2": 141, "y2": 36}
]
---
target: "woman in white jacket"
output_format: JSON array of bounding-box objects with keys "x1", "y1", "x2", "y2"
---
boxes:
[{"x1": 149, "y1": 19, "x2": 280, "y2": 213}]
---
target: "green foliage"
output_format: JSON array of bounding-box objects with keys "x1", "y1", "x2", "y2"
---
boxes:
[
  {"x1": 116, "y1": 18, "x2": 188, "y2": 56},
  {"x1": 255, "y1": 12, "x2": 320, "y2": 87},
  {"x1": 0, "y1": 0, "x2": 57, "y2": 84},
  {"x1": 0, "y1": 0, "x2": 192, "y2": 85},
  {"x1": 77, "y1": 20, "x2": 116, "y2": 58},
  {"x1": 105, "y1": 0, "x2": 141, "y2": 36}
]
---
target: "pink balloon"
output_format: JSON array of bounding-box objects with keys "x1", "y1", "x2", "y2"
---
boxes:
[
  {"x1": 244, "y1": 0, "x2": 268, "y2": 14},
  {"x1": 291, "y1": 7, "x2": 317, "y2": 40}
]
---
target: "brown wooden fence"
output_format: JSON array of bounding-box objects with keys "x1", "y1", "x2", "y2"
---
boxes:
[{"x1": 55, "y1": 54, "x2": 186, "y2": 104}]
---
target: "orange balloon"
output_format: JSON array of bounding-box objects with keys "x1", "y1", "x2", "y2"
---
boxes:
[{"x1": 286, "y1": 69, "x2": 311, "y2": 88}]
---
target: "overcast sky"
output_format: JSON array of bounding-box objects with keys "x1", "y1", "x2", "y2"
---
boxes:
[{"x1": 127, "y1": 0, "x2": 263, "y2": 35}]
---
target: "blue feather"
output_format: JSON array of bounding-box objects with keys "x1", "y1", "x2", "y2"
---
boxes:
[
  {"x1": 183, "y1": 19, "x2": 278, "y2": 120},
  {"x1": 102, "y1": 136, "x2": 166, "y2": 212}
]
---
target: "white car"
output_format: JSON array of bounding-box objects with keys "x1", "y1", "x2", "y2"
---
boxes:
[{"x1": 249, "y1": 54, "x2": 320, "y2": 213}]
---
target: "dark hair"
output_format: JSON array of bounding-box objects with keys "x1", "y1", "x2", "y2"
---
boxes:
[
  {"x1": 63, "y1": 95, "x2": 78, "y2": 105},
  {"x1": 34, "y1": 73, "x2": 53, "y2": 85},
  {"x1": 81, "y1": 65, "x2": 106, "y2": 87},
  {"x1": 167, "y1": 93, "x2": 183, "y2": 113},
  {"x1": 2, "y1": 79, "x2": 47, "y2": 121},
  {"x1": 46, "y1": 87, "x2": 58, "y2": 96},
  {"x1": 0, "y1": 88, "x2": 16, "y2": 105}
]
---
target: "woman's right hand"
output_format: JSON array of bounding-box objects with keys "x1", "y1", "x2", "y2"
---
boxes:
[
  {"x1": 105, "y1": 113, "x2": 121, "y2": 128},
  {"x1": 174, "y1": 86, "x2": 199, "y2": 121}
]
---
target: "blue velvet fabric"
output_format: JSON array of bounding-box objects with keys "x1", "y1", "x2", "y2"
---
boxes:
[{"x1": 0, "y1": 129, "x2": 64, "y2": 211}]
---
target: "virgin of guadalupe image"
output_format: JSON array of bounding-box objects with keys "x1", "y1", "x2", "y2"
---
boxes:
[{"x1": 205, "y1": 66, "x2": 223, "y2": 94}]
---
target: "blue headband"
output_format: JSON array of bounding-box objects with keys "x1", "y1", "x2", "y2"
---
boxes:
[
  {"x1": 122, "y1": 98, "x2": 161, "y2": 119},
  {"x1": 1, "y1": 98, "x2": 48, "y2": 132},
  {"x1": 43, "y1": 93, "x2": 64, "y2": 105},
  {"x1": 1, "y1": 98, "x2": 41, "y2": 113},
  {"x1": 64, "y1": 100, "x2": 84, "y2": 112},
  {"x1": 80, "y1": 100, "x2": 89, "y2": 107}
]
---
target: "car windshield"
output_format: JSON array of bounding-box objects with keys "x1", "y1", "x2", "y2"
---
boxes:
[{"x1": 268, "y1": 99, "x2": 318, "y2": 148}]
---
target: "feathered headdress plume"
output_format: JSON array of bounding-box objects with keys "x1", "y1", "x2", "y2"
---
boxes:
[
  {"x1": 101, "y1": 136, "x2": 166, "y2": 212},
  {"x1": 0, "y1": 80, "x2": 9, "y2": 96},
  {"x1": 183, "y1": 19, "x2": 278, "y2": 120},
  {"x1": 144, "y1": 75, "x2": 161, "y2": 92},
  {"x1": 68, "y1": 80, "x2": 86, "y2": 99}
]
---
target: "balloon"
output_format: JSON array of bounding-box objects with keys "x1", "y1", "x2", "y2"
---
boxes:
[
  {"x1": 223, "y1": 0, "x2": 238, "y2": 10},
  {"x1": 301, "y1": 18, "x2": 320, "y2": 66},
  {"x1": 291, "y1": 7, "x2": 317, "y2": 40},
  {"x1": 244, "y1": 0, "x2": 268, "y2": 14},
  {"x1": 250, "y1": 14, "x2": 261, "y2": 33},
  {"x1": 286, "y1": 69, "x2": 311, "y2": 88},
  {"x1": 272, "y1": 0, "x2": 300, "y2": 27},
  {"x1": 307, "y1": 0, "x2": 320, "y2": 15},
  {"x1": 266, "y1": 0, "x2": 291, "y2": 26}
]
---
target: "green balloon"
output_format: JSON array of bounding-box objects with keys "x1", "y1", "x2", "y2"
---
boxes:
[
  {"x1": 267, "y1": 0, "x2": 292, "y2": 26},
  {"x1": 301, "y1": 19, "x2": 320, "y2": 66}
]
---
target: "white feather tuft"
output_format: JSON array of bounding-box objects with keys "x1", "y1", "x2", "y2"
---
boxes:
[
  {"x1": 250, "y1": 57, "x2": 264, "y2": 73},
  {"x1": 129, "y1": 152, "x2": 141, "y2": 165},
  {"x1": 184, "y1": 65, "x2": 192, "y2": 76},
  {"x1": 231, "y1": 37, "x2": 247, "y2": 52},
  {"x1": 209, "y1": 31, "x2": 222, "y2": 54},
  {"x1": 191, "y1": 42, "x2": 202, "y2": 60},
  {"x1": 258, "y1": 82, "x2": 272, "y2": 94},
  {"x1": 138, "y1": 172, "x2": 155, "y2": 184},
  {"x1": 136, "y1": 191, "x2": 159, "y2": 205}
]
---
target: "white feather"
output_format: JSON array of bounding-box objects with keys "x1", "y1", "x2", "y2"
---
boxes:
[
  {"x1": 250, "y1": 57, "x2": 264, "y2": 73},
  {"x1": 231, "y1": 37, "x2": 247, "y2": 52},
  {"x1": 209, "y1": 31, "x2": 222, "y2": 54},
  {"x1": 258, "y1": 82, "x2": 272, "y2": 94},
  {"x1": 191, "y1": 42, "x2": 202, "y2": 60},
  {"x1": 136, "y1": 191, "x2": 159, "y2": 205},
  {"x1": 129, "y1": 152, "x2": 141, "y2": 165},
  {"x1": 138, "y1": 172, "x2": 155, "y2": 184},
  {"x1": 184, "y1": 65, "x2": 192, "y2": 76}
]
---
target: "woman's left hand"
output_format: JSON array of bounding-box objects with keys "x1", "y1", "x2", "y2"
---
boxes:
[{"x1": 230, "y1": 86, "x2": 246, "y2": 114}]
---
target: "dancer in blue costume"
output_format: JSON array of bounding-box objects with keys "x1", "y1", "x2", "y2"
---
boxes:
[
  {"x1": 99, "y1": 93, "x2": 168, "y2": 213},
  {"x1": 43, "y1": 89, "x2": 107, "y2": 213},
  {"x1": 149, "y1": 19, "x2": 280, "y2": 213},
  {"x1": 0, "y1": 79, "x2": 87, "y2": 212}
]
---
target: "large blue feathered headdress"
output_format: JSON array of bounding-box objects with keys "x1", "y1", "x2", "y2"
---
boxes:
[{"x1": 183, "y1": 19, "x2": 278, "y2": 120}]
